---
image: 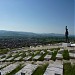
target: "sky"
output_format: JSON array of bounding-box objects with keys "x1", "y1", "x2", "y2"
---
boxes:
[{"x1": 0, "y1": 0, "x2": 74, "y2": 34}]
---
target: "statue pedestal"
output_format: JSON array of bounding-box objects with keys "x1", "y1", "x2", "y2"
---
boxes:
[{"x1": 62, "y1": 43, "x2": 71, "y2": 47}]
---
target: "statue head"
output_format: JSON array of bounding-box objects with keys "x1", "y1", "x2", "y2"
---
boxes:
[{"x1": 66, "y1": 26, "x2": 67, "y2": 29}]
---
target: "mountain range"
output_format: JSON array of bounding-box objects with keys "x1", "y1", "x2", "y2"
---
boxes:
[{"x1": 0, "y1": 30, "x2": 74, "y2": 37}]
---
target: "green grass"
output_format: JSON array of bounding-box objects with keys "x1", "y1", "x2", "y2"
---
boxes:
[
  {"x1": 63, "y1": 50, "x2": 70, "y2": 60},
  {"x1": 0, "y1": 49, "x2": 9, "y2": 54},
  {"x1": 38, "y1": 51, "x2": 48, "y2": 61},
  {"x1": 29, "y1": 51, "x2": 40, "y2": 61},
  {"x1": 63, "y1": 63, "x2": 75, "y2": 75},
  {"x1": 72, "y1": 65, "x2": 75, "y2": 75},
  {"x1": 32, "y1": 63, "x2": 48, "y2": 75},
  {"x1": 51, "y1": 50, "x2": 58, "y2": 61}
]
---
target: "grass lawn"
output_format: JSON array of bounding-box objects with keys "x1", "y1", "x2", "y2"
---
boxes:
[
  {"x1": 29, "y1": 51, "x2": 40, "y2": 61},
  {"x1": 51, "y1": 50, "x2": 58, "y2": 61},
  {"x1": 38, "y1": 50, "x2": 48, "y2": 61},
  {"x1": 63, "y1": 63, "x2": 75, "y2": 75},
  {"x1": 0, "y1": 49, "x2": 9, "y2": 54},
  {"x1": 63, "y1": 50, "x2": 70, "y2": 60}
]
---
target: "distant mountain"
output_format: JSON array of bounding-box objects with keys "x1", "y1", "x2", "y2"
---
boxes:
[
  {"x1": 0, "y1": 30, "x2": 37, "y2": 37},
  {"x1": 0, "y1": 30, "x2": 74, "y2": 37}
]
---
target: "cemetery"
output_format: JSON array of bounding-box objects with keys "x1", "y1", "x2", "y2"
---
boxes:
[{"x1": 0, "y1": 47, "x2": 75, "y2": 75}]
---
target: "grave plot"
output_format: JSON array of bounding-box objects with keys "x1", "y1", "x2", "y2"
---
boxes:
[
  {"x1": 69, "y1": 50, "x2": 75, "y2": 59},
  {"x1": 44, "y1": 61, "x2": 63, "y2": 75},
  {"x1": 32, "y1": 50, "x2": 45, "y2": 61},
  {"x1": 56, "y1": 50, "x2": 63, "y2": 60},
  {"x1": 0, "y1": 63, "x2": 8, "y2": 70},
  {"x1": 15, "y1": 64, "x2": 37, "y2": 75},
  {"x1": 0, "y1": 63, "x2": 19, "y2": 75},
  {"x1": 44, "y1": 55, "x2": 52, "y2": 61},
  {"x1": 38, "y1": 50, "x2": 49, "y2": 61},
  {"x1": 0, "y1": 58, "x2": 6, "y2": 62},
  {"x1": 33, "y1": 55, "x2": 41, "y2": 60},
  {"x1": 12, "y1": 53, "x2": 17, "y2": 57},
  {"x1": 32, "y1": 63, "x2": 48, "y2": 75},
  {"x1": 28, "y1": 51, "x2": 41, "y2": 61},
  {"x1": 23, "y1": 56, "x2": 32, "y2": 61},
  {"x1": 14, "y1": 56, "x2": 22, "y2": 61},
  {"x1": 6, "y1": 64, "x2": 24, "y2": 75},
  {"x1": 6, "y1": 57, "x2": 14, "y2": 61},
  {"x1": 44, "y1": 50, "x2": 52, "y2": 61}
]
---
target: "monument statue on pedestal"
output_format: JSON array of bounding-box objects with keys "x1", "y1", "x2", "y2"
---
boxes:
[
  {"x1": 65, "y1": 26, "x2": 69, "y2": 43},
  {"x1": 62, "y1": 26, "x2": 71, "y2": 47}
]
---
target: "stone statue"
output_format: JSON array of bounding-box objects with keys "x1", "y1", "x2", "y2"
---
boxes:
[{"x1": 65, "y1": 26, "x2": 69, "y2": 43}]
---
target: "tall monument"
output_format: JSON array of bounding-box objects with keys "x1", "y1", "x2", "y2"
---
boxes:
[
  {"x1": 65, "y1": 26, "x2": 69, "y2": 43},
  {"x1": 62, "y1": 26, "x2": 70, "y2": 47}
]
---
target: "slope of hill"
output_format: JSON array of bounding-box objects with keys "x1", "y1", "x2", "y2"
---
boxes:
[{"x1": 0, "y1": 30, "x2": 65, "y2": 37}]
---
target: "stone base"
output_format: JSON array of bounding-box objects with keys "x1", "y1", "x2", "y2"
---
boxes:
[{"x1": 62, "y1": 43, "x2": 71, "y2": 47}]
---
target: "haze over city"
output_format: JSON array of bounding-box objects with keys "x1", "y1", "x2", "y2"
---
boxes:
[{"x1": 0, "y1": 0, "x2": 74, "y2": 35}]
